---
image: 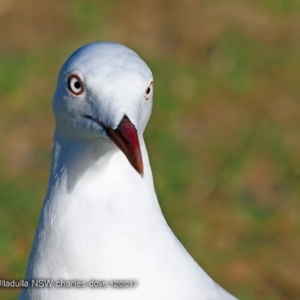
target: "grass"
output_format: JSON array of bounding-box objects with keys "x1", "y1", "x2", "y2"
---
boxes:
[{"x1": 0, "y1": 0, "x2": 300, "y2": 299}]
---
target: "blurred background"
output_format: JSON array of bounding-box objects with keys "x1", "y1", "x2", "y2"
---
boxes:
[{"x1": 0, "y1": 0, "x2": 300, "y2": 299}]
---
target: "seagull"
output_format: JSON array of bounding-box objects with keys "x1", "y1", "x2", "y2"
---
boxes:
[{"x1": 19, "y1": 42, "x2": 238, "y2": 300}]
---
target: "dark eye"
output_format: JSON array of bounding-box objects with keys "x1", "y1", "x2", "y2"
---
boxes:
[
  {"x1": 145, "y1": 81, "x2": 153, "y2": 100},
  {"x1": 68, "y1": 74, "x2": 84, "y2": 95}
]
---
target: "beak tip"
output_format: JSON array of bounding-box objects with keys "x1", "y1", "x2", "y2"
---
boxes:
[
  {"x1": 139, "y1": 168, "x2": 144, "y2": 178},
  {"x1": 133, "y1": 158, "x2": 144, "y2": 177}
]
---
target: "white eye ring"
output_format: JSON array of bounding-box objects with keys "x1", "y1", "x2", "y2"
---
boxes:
[
  {"x1": 145, "y1": 81, "x2": 153, "y2": 101},
  {"x1": 68, "y1": 74, "x2": 84, "y2": 96}
]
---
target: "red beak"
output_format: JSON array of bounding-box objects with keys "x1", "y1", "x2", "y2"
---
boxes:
[{"x1": 103, "y1": 115, "x2": 143, "y2": 176}]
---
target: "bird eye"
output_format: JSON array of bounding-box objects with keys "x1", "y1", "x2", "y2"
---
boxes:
[
  {"x1": 145, "y1": 81, "x2": 153, "y2": 100},
  {"x1": 67, "y1": 74, "x2": 84, "y2": 95}
]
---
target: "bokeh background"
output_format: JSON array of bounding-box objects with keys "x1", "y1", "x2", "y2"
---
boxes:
[{"x1": 1, "y1": 0, "x2": 300, "y2": 299}]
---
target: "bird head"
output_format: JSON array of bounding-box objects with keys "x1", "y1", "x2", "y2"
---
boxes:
[{"x1": 53, "y1": 42, "x2": 154, "y2": 175}]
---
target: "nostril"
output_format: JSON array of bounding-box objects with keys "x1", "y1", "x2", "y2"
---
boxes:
[{"x1": 83, "y1": 115, "x2": 94, "y2": 120}]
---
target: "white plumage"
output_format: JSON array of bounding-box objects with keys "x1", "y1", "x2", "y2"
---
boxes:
[{"x1": 20, "y1": 42, "x2": 238, "y2": 300}]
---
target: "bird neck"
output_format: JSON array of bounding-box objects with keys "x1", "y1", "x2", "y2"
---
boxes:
[
  {"x1": 45, "y1": 129, "x2": 157, "y2": 208},
  {"x1": 23, "y1": 129, "x2": 165, "y2": 285}
]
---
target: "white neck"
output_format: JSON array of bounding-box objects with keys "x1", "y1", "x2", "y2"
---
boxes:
[
  {"x1": 21, "y1": 130, "x2": 236, "y2": 300},
  {"x1": 49, "y1": 130, "x2": 155, "y2": 196},
  {"x1": 26, "y1": 130, "x2": 164, "y2": 279}
]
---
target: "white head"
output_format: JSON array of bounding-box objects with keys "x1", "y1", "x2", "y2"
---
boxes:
[{"x1": 53, "y1": 42, "x2": 154, "y2": 175}]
